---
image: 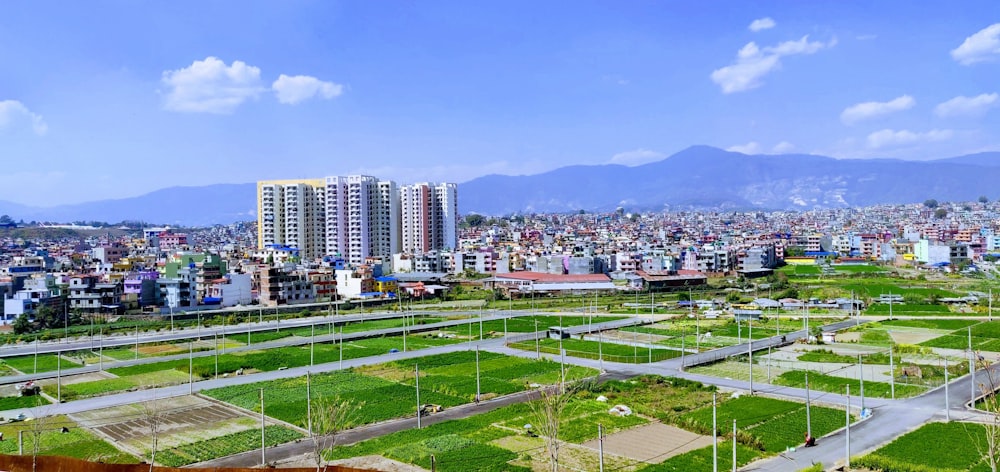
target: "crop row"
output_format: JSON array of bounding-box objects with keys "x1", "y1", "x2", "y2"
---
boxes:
[{"x1": 156, "y1": 425, "x2": 302, "y2": 467}]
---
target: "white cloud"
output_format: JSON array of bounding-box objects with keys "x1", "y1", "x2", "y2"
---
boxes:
[
  {"x1": 0, "y1": 100, "x2": 47, "y2": 136},
  {"x1": 161, "y1": 57, "x2": 265, "y2": 113},
  {"x1": 272, "y1": 74, "x2": 344, "y2": 104},
  {"x1": 727, "y1": 142, "x2": 763, "y2": 154},
  {"x1": 609, "y1": 148, "x2": 665, "y2": 166},
  {"x1": 866, "y1": 129, "x2": 954, "y2": 149},
  {"x1": 772, "y1": 141, "x2": 795, "y2": 153},
  {"x1": 934, "y1": 93, "x2": 999, "y2": 117},
  {"x1": 840, "y1": 95, "x2": 915, "y2": 125},
  {"x1": 710, "y1": 36, "x2": 834, "y2": 93},
  {"x1": 748, "y1": 17, "x2": 776, "y2": 32},
  {"x1": 951, "y1": 23, "x2": 1000, "y2": 65}
]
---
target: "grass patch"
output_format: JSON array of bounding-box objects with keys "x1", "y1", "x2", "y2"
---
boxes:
[
  {"x1": 509, "y1": 337, "x2": 680, "y2": 363},
  {"x1": 2, "y1": 354, "x2": 81, "y2": 374},
  {"x1": 774, "y1": 370, "x2": 925, "y2": 398}
]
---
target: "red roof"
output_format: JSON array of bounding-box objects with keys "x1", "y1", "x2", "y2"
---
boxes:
[{"x1": 495, "y1": 271, "x2": 611, "y2": 283}]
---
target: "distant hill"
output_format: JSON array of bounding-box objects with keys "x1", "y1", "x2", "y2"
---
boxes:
[
  {"x1": 3, "y1": 147, "x2": 1000, "y2": 225},
  {"x1": 0, "y1": 184, "x2": 256, "y2": 227},
  {"x1": 460, "y1": 146, "x2": 1000, "y2": 214}
]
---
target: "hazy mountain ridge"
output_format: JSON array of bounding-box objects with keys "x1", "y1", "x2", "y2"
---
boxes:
[{"x1": 2, "y1": 146, "x2": 1000, "y2": 225}]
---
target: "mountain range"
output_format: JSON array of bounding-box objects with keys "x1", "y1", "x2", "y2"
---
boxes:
[{"x1": 3, "y1": 146, "x2": 1000, "y2": 226}]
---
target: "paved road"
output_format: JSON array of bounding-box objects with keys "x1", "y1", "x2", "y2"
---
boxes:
[{"x1": 0, "y1": 310, "x2": 473, "y2": 358}]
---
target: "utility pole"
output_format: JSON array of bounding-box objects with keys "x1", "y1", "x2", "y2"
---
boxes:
[
  {"x1": 748, "y1": 319, "x2": 753, "y2": 394},
  {"x1": 859, "y1": 354, "x2": 865, "y2": 411},
  {"x1": 889, "y1": 344, "x2": 895, "y2": 399},
  {"x1": 415, "y1": 364, "x2": 421, "y2": 429},
  {"x1": 260, "y1": 388, "x2": 266, "y2": 466},
  {"x1": 56, "y1": 351, "x2": 61, "y2": 403},
  {"x1": 598, "y1": 424, "x2": 605, "y2": 472},
  {"x1": 731, "y1": 419, "x2": 737, "y2": 472},
  {"x1": 189, "y1": 341, "x2": 194, "y2": 394},
  {"x1": 944, "y1": 357, "x2": 951, "y2": 421},
  {"x1": 845, "y1": 384, "x2": 851, "y2": 470},
  {"x1": 970, "y1": 326, "x2": 976, "y2": 403},
  {"x1": 805, "y1": 372, "x2": 812, "y2": 438},
  {"x1": 713, "y1": 392, "x2": 718, "y2": 472},
  {"x1": 475, "y1": 345, "x2": 481, "y2": 403},
  {"x1": 306, "y1": 371, "x2": 312, "y2": 436}
]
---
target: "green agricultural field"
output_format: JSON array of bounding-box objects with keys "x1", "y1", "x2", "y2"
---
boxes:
[
  {"x1": 0, "y1": 415, "x2": 136, "y2": 463},
  {"x1": 50, "y1": 334, "x2": 463, "y2": 400},
  {"x1": 328, "y1": 377, "x2": 845, "y2": 472},
  {"x1": 156, "y1": 425, "x2": 303, "y2": 467},
  {"x1": 867, "y1": 304, "x2": 952, "y2": 314},
  {"x1": 0, "y1": 394, "x2": 49, "y2": 410},
  {"x1": 508, "y1": 337, "x2": 680, "y2": 363},
  {"x1": 920, "y1": 320, "x2": 1000, "y2": 352},
  {"x1": 854, "y1": 421, "x2": 990, "y2": 472},
  {"x1": 773, "y1": 370, "x2": 925, "y2": 398},
  {"x1": 844, "y1": 282, "x2": 958, "y2": 300},
  {"x1": 797, "y1": 349, "x2": 892, "y2": 365},
  {"x1": 443, "y1": 314, "x2": 628, "y2": 337},
  {"x1": 328, "y1": 375, "x2": 716, "y2": 472},
  {"x1": 879, "y1": 319, "x2": 978, "y2": 330},
  {"x1": 1, "y1": 354, "x2": 81, "y2": 374},
  {"x1": 204, "y1": 351, "x2": 598, "y2": 430}
]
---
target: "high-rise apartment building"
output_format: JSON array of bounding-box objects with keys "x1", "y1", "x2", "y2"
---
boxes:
[
  {"x1": 257, "y1": 179, "x2": 326, "y2": 260},
  {"x1": 259, "y1": 175, "x2": 406, "y2": 264},
  {"x1": 400, "y1": 182, "x2": 458, "y2": 254}
]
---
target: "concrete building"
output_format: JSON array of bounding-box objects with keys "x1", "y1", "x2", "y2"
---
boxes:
[
  {"x1": 259, "y1": 176, "x2": 401, "y2": 265},
  {"x1": 400, "y1": 182, "x2": 458, "y2": 254},
  {"x1": 257, "y1": 179, "x2": 327, "y2": 261}
]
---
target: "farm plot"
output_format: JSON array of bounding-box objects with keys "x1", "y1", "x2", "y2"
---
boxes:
[
  {"x1": 921, "y1": 320, "x2": 1000, "y2": 352},
  {"x1": 508, "y1": 337, "x2": 681, "y2": 363},
  {"x1": 204, "y1": 350, "x2": 598, "y2": 429},
  {"x1": 441, "y1": 315, "x2": 626, "y2": 338},
  {"x1": 855, "y1": 421, "x2": 990, "y2": 472},
  {"x1": 1, "y1": 353, "x2": 81, "y2": 374},
  {"x1": 0, "y1": 415, "x2": 137, "y2": 463},
  {"x1": 45, "y1": 334, "x2": 463, "y2": 400},
  {"x1": 328, "y1": 376, "x2": 716, "y2": 472},
  {"x1": 70, "y1": 395, "x2": 295, "y2": 467}
]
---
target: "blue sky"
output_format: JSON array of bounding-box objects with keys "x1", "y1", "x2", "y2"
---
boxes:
[{"x1": 2, "y1": 1, "x2": 999, "y2": 206}]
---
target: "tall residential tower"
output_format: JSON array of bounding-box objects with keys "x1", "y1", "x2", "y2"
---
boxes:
[
  {"x1": 258, "y1": 175, "x2": 409, "y2": 264},
  {"x1": 400, "y1": 182, "x2": 458, "y2": 254}
]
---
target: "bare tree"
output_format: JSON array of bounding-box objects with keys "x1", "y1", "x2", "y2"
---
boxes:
[
  {"x1": 528, "y1": 386, "x2": 576, "y2": 472},
  {"x1": 309, "y1": 395, "x2": 363, "y2": 471},
  {"x1": 140, "y1": 400, "x2": 164, "y2": 472},
  {"x1": 27, "y1": 407, "x2": 51, "y2": 472}
]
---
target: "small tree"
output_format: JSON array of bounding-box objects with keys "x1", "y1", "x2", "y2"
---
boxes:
[
  {"x1": 140, "y1": 400, "x2": 164, "y2": 471},
  {"x1": 309, "y1": 396, "x2": 363, "y2": 471},
  {"x1": 28, "y1": 408, "x2": 51, "y2": 472},
  {"x1": 12, "y1": 314, "x2": 33, "y2": 334},
  {"x1": 935, "y1": 208, "x2": 948, "y2": 219},
  {"x1": 980, "y1": 196, "x2": 989, "y2": 204},
  {"x1": 529, "y1": 386, "x2": 576, "y2": 472},
  {"x1": 924, "y1": 199, "x2": 939, "y2": 208}
]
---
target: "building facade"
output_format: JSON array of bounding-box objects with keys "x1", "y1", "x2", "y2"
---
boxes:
[{"x1": 400, "y1": 182, "x2": 458, "y2": 254}]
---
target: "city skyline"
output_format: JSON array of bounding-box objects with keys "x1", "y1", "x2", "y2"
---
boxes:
[{"x1": 2, "y1": 2, "x2": 999, "y2": 206}]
